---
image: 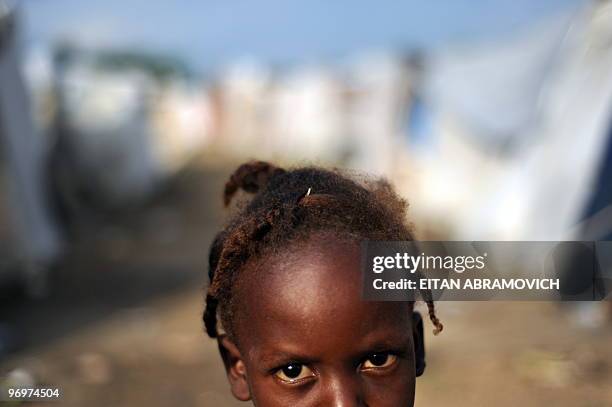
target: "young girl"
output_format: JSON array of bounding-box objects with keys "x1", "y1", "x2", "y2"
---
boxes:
[{"x1": 203, "y1": 161, "x2": 443, "y2": 406}]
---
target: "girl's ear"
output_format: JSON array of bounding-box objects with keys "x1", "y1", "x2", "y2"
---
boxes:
[
  {"x1": 412, "y1": 311, "x2": 426, "y2": 377},
  {"x1": 217, "y1": 335, "x2": 251, "y2": 401}
]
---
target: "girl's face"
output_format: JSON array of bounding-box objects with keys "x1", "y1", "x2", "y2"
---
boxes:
[{"x1": 218, "y1": 238, "x2": 419, "y2": 407}]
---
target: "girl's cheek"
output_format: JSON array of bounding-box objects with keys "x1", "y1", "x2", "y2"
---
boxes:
[
  {"x1": 362, "y1": 362, "x2": 416, "y2": 406},
  {"x1": 250, "y1": 381, "x2": 312, "y2": 407}
]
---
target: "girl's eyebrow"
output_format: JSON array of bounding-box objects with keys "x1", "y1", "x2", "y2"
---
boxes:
[
  {"x1": 359, "y1": 338, "x2": 412, "y2": 358},
  {"x1": 353, "y1": 330, "x2": 413, "y2": 355},
  {"x1": 252, "y1": 349, "x2": 319, "y2": 371}
]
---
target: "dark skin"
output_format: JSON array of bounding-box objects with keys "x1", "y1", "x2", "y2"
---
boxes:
[{"x1": 217, "y1": 235, "x2": 425, "y2": 407}]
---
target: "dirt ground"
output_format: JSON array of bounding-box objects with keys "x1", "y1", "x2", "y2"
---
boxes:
[{"x1": 1, "y1": 166, "x2": 611, "y2": 407}]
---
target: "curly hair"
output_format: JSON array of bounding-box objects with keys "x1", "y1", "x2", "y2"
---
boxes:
[{"x1": 203, "y1": 160, "x2": 443, "y2": 340}]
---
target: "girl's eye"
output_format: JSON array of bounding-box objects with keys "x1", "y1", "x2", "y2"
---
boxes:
[
  {"x1": 274, "y1": 363, "x2": 316, "y2": 383},
  {"x1": 361, "y1": 353, "x2": 398, "y2": 370}
]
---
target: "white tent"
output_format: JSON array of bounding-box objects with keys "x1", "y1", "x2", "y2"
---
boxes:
[
  {"x1": 0, "y1": 3, "x2": 63, "y2": 294},
  {"x1": 406, "y1": 2, "x2": 612, "y2": 241}
]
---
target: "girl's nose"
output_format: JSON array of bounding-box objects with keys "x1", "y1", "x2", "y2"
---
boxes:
[{"x1": 322, "y1": 374, "x2": 367, "y2": 407}]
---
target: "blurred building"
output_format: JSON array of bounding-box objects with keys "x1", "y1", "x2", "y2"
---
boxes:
[
  {"x1": 42, "y1": 46, "x2": 212, "y2": 209},
  {"x1": 207, "y1": 55, "x2": 414, "y2": 170}
]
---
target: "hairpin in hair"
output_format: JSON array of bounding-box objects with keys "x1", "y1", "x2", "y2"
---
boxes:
[{"x1": 296, "y1": 187, "x2": 312, "y2": 205}]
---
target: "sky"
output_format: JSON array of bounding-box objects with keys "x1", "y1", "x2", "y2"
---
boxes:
[{"x1": 18, "y1": 0, "x2": 586, "y2": 72}]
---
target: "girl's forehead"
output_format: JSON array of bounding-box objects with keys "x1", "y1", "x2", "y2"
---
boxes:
[
  {"x1": 247, "y1": 231, "x2": 361, "y2": 275},
  {"x1": 233, "y1": 240, "x2": 412, "y2": 343},
  {"x1": 239, "y1": 236, "x2": 362, "y2": 298}
]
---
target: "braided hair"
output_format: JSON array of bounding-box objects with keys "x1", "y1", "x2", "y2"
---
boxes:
[{"x1": 203, "y1": 160, "x2": 443, "y2": 340}]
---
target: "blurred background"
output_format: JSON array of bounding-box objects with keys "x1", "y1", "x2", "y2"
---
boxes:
[{"x1": 1, "y1": 0, "x2": 612, "y2": 405}]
